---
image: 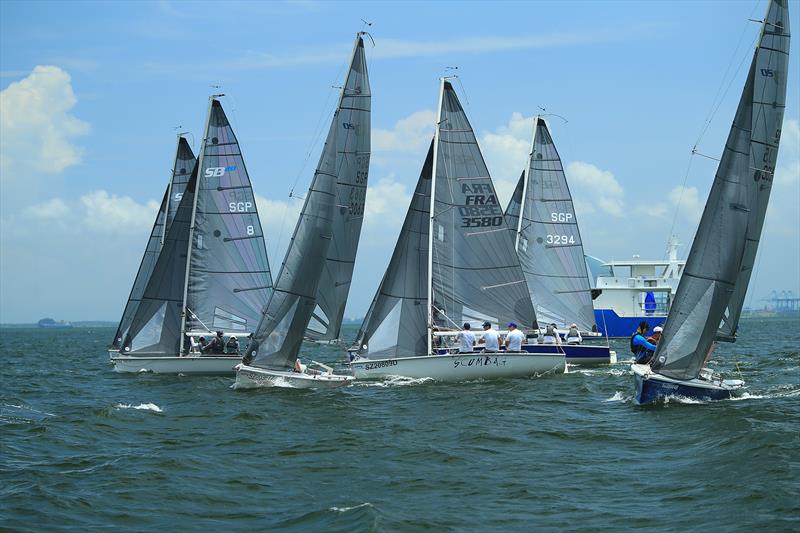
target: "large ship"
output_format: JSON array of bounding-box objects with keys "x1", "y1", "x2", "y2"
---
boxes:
[
  {"x1": 37, "y1": 318, "x2": 73, "y2": 329},
  {"x1": 587, "y1": 237, "x2": 685, "y2": 338}
]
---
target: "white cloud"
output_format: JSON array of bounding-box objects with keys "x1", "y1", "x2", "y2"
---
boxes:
[
  {"x1": 0, "y1": 66, "x2": 90, "y2": 177},
  {"x1": 186, "y1": 29, "x2": 633, "y2": 73},
  {"x1": 668, "y1": 185, "x2": 702, "y2": 223},
  {"x1": 364, "y1": 176, "x2": 411, "y2": 228},
  {"x1": 80, "y1": 190, "x2": 159, "y2": 234},
  {"x1": 480, "y1": 112, "x2": 534, "y2": 183},
  {"x1": 566, "y1": 161, "x2": 625, "y2": 217},
  {"x1": 373, "y1": 110, "x2": 435, "y2": 153},
  {"x1": 254, "y1": 193, "x2": 303, "y2": 264},
  {"x1": 23, "y1": 198, "x2": 70, "y2": 219}
]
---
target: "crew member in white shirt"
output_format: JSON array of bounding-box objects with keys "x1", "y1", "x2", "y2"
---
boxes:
[
  {"x1": 505, "y1": 322, "x2": 526, "y2": 352},
  {"x1": 565, "y1": 323, "x2": 582, "y2": 345},
  {"x1": 479, "y1": 321, "x2": 500, "y2": 352},
  {"x1": 457, "y1": 323, "x2": 476, "y2": 353}
]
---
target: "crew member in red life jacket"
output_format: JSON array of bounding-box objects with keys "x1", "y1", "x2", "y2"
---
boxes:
[{"x1": 631, "y1": 321, "x2": 657, "y2": 364}]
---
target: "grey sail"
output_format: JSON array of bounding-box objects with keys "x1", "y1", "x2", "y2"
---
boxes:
[
  {"x1": 247, "y1": 99, "x2": 339, "y2": 371},
  {"x1": 307, "y1": 35, "x2": 372, "y2": 342},
  {"x1": 717, "y1": 0, "x2": 790, "y2": 341},
  {"x1": 505, "y1": 118, "x2": 595, "y2": 332},
  {"x1": 165, "y1": 137, "x2": 197, "y2": 231},
  {"x1": 652, "y1": 0, "x2": 790, "y2": 380},
  {"x1": 185, "y1": 99, "x2": 272, "y2": 335},
  {"x1": 122, "y1": 167, "x2": 198, "y2": 354},
  {"x1": 431, "y1": 81, "x2": 537, "y2": 331},
  {"x1": 112, "y1": 136, "x2": 197, "y2": 348},
  {"x1": 355, "y1": 142, "x2": 433, "y2": 358}
]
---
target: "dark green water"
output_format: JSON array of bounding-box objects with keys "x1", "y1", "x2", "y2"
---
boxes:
[{"x1": 2, "y1": 318, "x2": 798, "y2": 531}]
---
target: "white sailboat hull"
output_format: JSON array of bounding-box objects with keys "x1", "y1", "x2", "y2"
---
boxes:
[
  {"x1": 349, "y1": 352, "x2": 565, "y2": 382},
  {"x1": 110, "y1": 352, "x2": 240, "y2": 375},
  {"x1": 233, "y1": 364, "x2": 353, "y2": 389},
  {"x1": 631, "y1": 363, "x2": 745, "y2": 404}
]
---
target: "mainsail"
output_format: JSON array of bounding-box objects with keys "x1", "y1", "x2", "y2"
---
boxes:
[
  {"x1": 355, "y1": 80, "x2": 536, "y2": 358},
  {"x1": 307, "y1": 35, "x2": 371, "y2": 342},
  {"x1": 504, "y1": 118, "x2": 595, "y2": 332},
  {"x1": 430, "y1": 81, "x2": 536, "y2": 334},
  {"x1": 246, "y1": 67, "x2": 348, "y2": 371},
  {"x1": 123, "y1": 166, "x2": 199, "y2": 354},
  {"x1": 354, "y1": 143, "x2": 433, "y2": 358},
  {"x1": 112, "y1": 135, "x2": 197, "y2": 348},
  {"x1": 185, "y1": 98, "x2": 273, "y2": 336},
  {"x1": 652, "y1": 0, "x2": 790, "y2": 380},
  {"x1": 717, "y1": 0, "x2": 790, "y2": 341}
]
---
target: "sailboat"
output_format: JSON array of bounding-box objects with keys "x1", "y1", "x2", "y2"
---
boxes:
[
  {"x1": 305, "y1": 34, "x2": 372, "y2": 344},
  {"x1": 504, "y1": 117, "x2": 615, "y2": 365},
  {"x1": 111, "y1": 134, "x2": 196, "y2": 353},
  {"x1": 348, "y1": 79, "x2": 566, "y2": 381},
  {"x1": 234, "y1": 33, "x2": 370, "y2": 388},
  {"x1": 633, "y1": 0, "x2": 789, "y2": 404},
  {"x1": 111, "y1": 96, "x2": 273, "y2": 374}
]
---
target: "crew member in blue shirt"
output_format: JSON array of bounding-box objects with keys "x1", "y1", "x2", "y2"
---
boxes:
[{"x1": 631, "y1": 321, "x2": 657, "y2": 364}]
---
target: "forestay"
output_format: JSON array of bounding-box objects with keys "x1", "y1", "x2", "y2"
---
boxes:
[
  {"x1": 123, "y1": 167, "x2": 199, "y2": 354},
  {"x1": 717, "y1": 0, "x2": 790, "y2": 341},
  {"x1": 431, "y1": 81, "x2": 536, "y2": 331},
  {"x1": 504, "y1": 118, "x2": 595, "y2": 332},
  {"x1": 354, "y1": 143, "x2": 433, "y2": 358},
  {"x1": 652, "y1": 0, "x2": 790, "y2": 380},
  {"x1": 112, "y1": 136, "x2": 197, "y2": 349},
  {"x1": 307, "y1": 35, "x2": 372, "y2": 342},
  {"x1": 186, "y1": 99, "x2": 272, "y2": 334},
  {"x1": 246, "y1": 80, "x2": 342, "y2": 372}
]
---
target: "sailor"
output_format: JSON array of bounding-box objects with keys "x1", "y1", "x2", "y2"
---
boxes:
[
  {"x1": 479, "y1": 321, "x2": 500, "y2": 352},
  {"x1": 565, "y1": 323, "x2": 582, "y2": 345},
  {"x1": 631, "y1": 321, "x2": 657, "y2": 364},
  {"x1": 198, "y1": 336, "x2": 209, "y2": 352},
  {"x1": 540, "y1": 324, "x2": 560, "y2": 344},
  {"x1": 226, "y1": 335, "x2": 240, "y2": 355},
  {"x1": 505, "y1": 322, "x2": 525, "y2": 352},
  {"x1": 647, "y1": 326, "x2": 663, "y2": 345},
  {"x1": 202, "y1": 331, "x2": 224, "y2": 354},
  {"x1": 457, "y1": 323, "x2": 476, "y2": 353},
  {"x1": 294, "y1": 358, "x2": 307, "y2": 373}
]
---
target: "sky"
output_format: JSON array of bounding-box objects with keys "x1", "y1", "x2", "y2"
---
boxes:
[{"x1": 0, "y1": 0, "x2": 798, "y2": 323}]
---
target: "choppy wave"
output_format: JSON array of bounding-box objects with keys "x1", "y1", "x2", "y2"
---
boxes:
[
  {"x1": 604, "y1": 391, "x2": 630, "y2": 402},
  {"x1": 329, "y1": 502, "x2": 373, "y2": 513},
  {"x1": 115, "y1": 403, "x2": 163, "y2": 412},
  {"x1": 358, "y1": 375, "x2": 434, "y2": 387}
]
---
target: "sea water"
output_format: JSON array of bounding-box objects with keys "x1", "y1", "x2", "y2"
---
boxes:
[{"x1": 1, "y1": 318, "x2": 798, "y2": 531}]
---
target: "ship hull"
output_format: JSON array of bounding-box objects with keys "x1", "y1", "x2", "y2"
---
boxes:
[{"x1": 594, "y1": 309, "x2": 667, "y2": 338}]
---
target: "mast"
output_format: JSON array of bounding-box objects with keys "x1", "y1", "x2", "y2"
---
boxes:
[
  {"x1": 427, "y1": 77, "x2": 448, "y2": 355},
  {"x1": 514, "y1": 115, "x2": 538, "y2": 252},
  {"x1": 179, "y1": 95, "x2": 220, "y2": 355}
]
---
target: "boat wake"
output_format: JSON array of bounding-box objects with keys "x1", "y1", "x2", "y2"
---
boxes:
[
  {"x1": 604, "y1": 391, "x2": 631, "y2": 402},
  {"x1": 329, "y1": 502, "x2": 373, "y2": 513},
  {"x1": 0, "y1": 403, "x2": 55, "y2": 424},
  {"x1": 115, "y1": 403, "x2": 163, "y2": 413},
  {"x1": 358, "y1": 375, "x2": 434, "y2": 388}
]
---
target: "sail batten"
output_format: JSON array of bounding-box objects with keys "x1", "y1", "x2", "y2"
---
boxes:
[
  {"x1": 306, "y1": 34, "x2": 371, "y2": 342},
  {"x1": 505, "y1": 117, "x2": 595, "y2": 332}
]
